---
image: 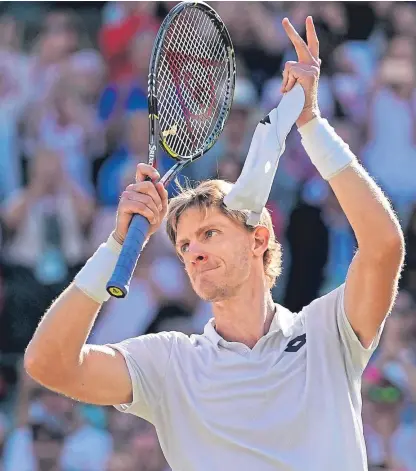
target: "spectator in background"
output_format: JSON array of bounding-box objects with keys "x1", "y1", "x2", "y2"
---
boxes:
[
  {"x1": 366, "y1": 293, "x2": 416, "y2": 402},
  {"x1": 219, "y1": 77, "x2": 258, "y2": 162},
  {"x1": 68, "y1": 49, "x2": 107, "y2": 108},
  {"x1": 106, "y1": 451, "x2": 136, "y2": 471},
  {"x1": 363, "y1": 35, "x2": 416, "y2": 225},
  {"x1": 0, "y1": 411, "x2": 7, "y2": 468},
  {"x1": 105, "y1": 410, "x2": 168, "y2": 470},
  {"x1": 189, "y1": 77, "x2": 258, "y2": 181},
  {"x1": 22, "y1": 73, "x2": 105, "y2": 193},
  {"x1": 27, "y1": 10, "x2": 82, "y2": 103},
  {"x1": 98, "y1": 27, "x2": 156, "y2": 152},
  {"x1": 363, "y1": 293, "x2": 416, "y2": 469},
  {"x1": 98, "y1": 1, "x2": 158, "y2": 149},
  {"x1": 60, "y1": 406, "x2": 113, "y2": 471},
  {"x1": 391, "y1": 3, "x2": 416, "y2": 40},
  {"x1": 310, "y1": 2, "x2": 348, "y2": 68},
  {"x1": 217, "y1": 157, "x2": 243, "y2": 184},
  {"x1": 3, "y1": 362, "x2": 112, "y2": 471},
  {"x1": 0, "y1": 148, "x2": 94, "y2": 353},
  {"x1": 0, "y1": 14, "x2": 22, "y2": 54},
  {"x1": 403, "y1": 205, "x2": 416, "y2": 299},
  {"x1": 216, "y1": 2, "x2": 286, "y2": 90},
  {"x1": 0, "y1": 15, "x2": 30, "y2": 199},
  {"x1": 367, "y1": 2, "x2": 395, "y2": 57},
  {"x1": 363, "y1": 375, "x2": 416, "y2": 471},
  {"x1": 3, "y1": 364, "x2": 67, "y2": 471},
  {"x1": 99, "y1": 2, "x2": 159, "y2": 84},
  {"x1": 97, "y1": 109, "x2": 148, "y2": 207},
  {"x1": 320, "y1": 185, "x2": 356, "y2": 295},
  {"x1": 283, "y1": 178, "x2": 329, "y2": 312},
  {"x1": 128, "y1": 419, "x2": 169, "y2": 471},
  {"x1": 331, "y1": 42, "x2": 371, "y2": 124}
]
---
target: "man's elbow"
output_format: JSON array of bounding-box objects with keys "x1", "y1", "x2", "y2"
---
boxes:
[
  {"x1": 363, "y1": 224, "x2": 405, "y2": 267},
  {"x1": 24, "y1": 346, "x2": 72, "y2": 392},
  {"x1": 382, "y1": 227, "x2": 405, "y2": 267},
  {"x1": 24, "y1": 348, "x2": 52, "y2": 386}
]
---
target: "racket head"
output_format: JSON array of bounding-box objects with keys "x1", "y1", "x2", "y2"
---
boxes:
[{"x1": 149, "y1": 1, "x2": 236, "y2": 163}]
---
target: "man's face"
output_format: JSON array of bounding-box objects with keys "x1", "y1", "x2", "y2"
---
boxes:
[
  {"x1": 175, "y1": 207, "x2": 253, "y2": 302},
  {"x1": 127, "y1": 111, "x2": 148, "y2": 156},
  {"x1": 32, "y1": 424, "x2": 64, "y2": 471}
]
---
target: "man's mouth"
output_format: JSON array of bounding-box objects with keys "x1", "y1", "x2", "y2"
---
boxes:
[{"x1": 195, "y1": 266, "x2": 219, "y2": 276}]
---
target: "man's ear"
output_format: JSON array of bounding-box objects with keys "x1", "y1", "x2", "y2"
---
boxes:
[{"x1": 252, "y1": 226, "x2": 270, "y2": 258}]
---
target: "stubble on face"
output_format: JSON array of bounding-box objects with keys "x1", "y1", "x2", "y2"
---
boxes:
[
  {"x1": 190, "y1": 232, "x2": 252, "y2": 303},
  {"x1": 176, "y1": 206, "x2": 255, "y2": 302},
  {"x1": 190, "y1": 228, "x2": 250, "y2": 302}
]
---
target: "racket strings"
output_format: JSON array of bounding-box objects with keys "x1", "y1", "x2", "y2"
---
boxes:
[
  {"x1": 159, "y1": 10, "x2": 221, "y2": 150},
  {"x1": 168, "y1": 9, "x2": 227, "y2": 153},
  {"x1": 183, "y1": 9, "x2": 230, "y2": 145},
  {"x1": 157, "y1": 7, "x2": 231, "y2": 157}
]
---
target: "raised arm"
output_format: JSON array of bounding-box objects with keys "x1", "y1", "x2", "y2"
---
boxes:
[
  {"x1": 282, "y1": 17, "x2": 404, "y2": 347},
  {"x1": 325, "y1": 164, "x2": 403, "y2": 347},
  {"x1": 24, "y1": 164, "x2": 168, "y2": 405}
]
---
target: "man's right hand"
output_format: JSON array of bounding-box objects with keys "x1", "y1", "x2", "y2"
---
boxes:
[{"x1": 113, "y1": 163, "x2": 169, "y2": 245}]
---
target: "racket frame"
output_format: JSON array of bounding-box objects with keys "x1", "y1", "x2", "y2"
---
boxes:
[{"x1": 148, "y1": 1, "x2": 236, "y2": 171}]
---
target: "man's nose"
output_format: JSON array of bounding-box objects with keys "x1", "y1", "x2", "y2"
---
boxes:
[{"x1": 187, "y1": 243, "x2": 208, "y2": 265}]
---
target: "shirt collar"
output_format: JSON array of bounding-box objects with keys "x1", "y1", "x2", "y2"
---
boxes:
[
  {"x1": 203, "y1": 304, "x2": 295, "y2": 346},
  {"x1": 269, "y1": 304, "x2": 295, "y2": 337}
]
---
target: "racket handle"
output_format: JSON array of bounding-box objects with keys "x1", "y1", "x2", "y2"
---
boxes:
[{"x1": 106, "y1": 215, "x2": 150, "y2": 298}]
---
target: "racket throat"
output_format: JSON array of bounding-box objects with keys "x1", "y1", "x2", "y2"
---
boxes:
[
  {"x1": 160, "y1": 161, "x2": 188, "y2": 187},
  {"x1": 148, "y1": 144, "x2": 157, "y2": 167}
]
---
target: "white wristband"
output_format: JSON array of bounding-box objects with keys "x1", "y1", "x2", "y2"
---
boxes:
[
  {"x1": 74, "y1": 234, "x2": 122, "y2": 304},
  {"x1": 298, "y1": 117, "x2": 356, "y2": 180}
]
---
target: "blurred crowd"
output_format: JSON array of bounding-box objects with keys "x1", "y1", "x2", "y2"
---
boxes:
[{"x1": 0, "y1": 1, "x2": 415, "y2": 470}]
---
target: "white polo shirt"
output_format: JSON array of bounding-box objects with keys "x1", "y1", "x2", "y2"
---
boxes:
[{"x1": 110, "y1": 284, "x2": 383, "y2": 471}]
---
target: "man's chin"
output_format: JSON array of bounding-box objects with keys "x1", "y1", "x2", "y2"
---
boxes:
[{"x1": 193, "y1": 282, "x2": 229, "y2": 302}]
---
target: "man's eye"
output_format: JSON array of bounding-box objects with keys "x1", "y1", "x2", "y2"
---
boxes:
[
  {"x1": 180, "y1": 243, "x2": 189, "y2": 254},
  {"x1": 205, "y1": 229, "x2": 217, "y2": 239}
]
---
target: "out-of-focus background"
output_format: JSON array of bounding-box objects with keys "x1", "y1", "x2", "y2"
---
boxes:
[{"x1": 0, "y1": 1, "x2": 415, "y2": 470}]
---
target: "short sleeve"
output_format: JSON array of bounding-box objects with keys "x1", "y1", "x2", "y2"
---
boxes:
[
  {"x1": 304, "y1": 284, "x2": 385, "y2": 376},
  {"x1": 108, "y1": 331, "x2": 175, "y2": 422},
  {"x1": 335, "y1": 284, "x2": 385, "y2": 374}
]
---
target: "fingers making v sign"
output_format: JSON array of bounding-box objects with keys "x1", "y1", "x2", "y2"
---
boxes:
[{"x1": 280, "y1": 16, "x2": 321, "y2": 127}]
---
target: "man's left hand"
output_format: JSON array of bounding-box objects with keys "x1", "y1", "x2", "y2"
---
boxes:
[{"x1": 281, "y1": 16, "x2": 321, "y2": 127}]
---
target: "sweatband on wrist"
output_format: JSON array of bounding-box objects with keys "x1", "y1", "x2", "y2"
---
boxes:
[
  {"x1": 74, "y1": 234, "x2": 122, "y2": 304},
  {"x1": 298, "y1": 117, "x2": 357, "y2": 181}
]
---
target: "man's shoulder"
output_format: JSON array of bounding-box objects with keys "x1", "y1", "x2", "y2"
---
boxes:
[
  {"x1": 110, "y1": 330, "x2": 200, "y2": 367},
  {"x1": 298, "y1": 284, "x2": 345, "y2": 317},
  {"x1": 146, "y1": 329, "x2": 206, "y2": 349},
  {"x1": 146, "y1": 330, "x2": 212, "y2": 362},
  {"x1": 277, "y1": 284, "x2": 346, "y2": 337}
]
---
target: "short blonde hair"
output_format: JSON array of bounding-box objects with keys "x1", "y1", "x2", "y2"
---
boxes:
[{"x1": 166, "y1": 179, "x2": 282, "y2": 289}]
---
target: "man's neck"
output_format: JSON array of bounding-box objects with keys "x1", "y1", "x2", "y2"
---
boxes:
[{"x1": 212, "y1": 285, "x2": 275, "y2": 349}]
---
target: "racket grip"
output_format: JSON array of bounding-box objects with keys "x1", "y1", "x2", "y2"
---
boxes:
[{"x1": 106, "y1": 215, "x2": 150, "y2": 298}]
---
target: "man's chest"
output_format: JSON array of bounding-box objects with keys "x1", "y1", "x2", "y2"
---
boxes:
[{"x1": 165, "y1": 333, "x2": 314, "y2": 433}]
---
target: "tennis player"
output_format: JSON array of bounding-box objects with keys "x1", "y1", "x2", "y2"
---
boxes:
[{"x1": 25, "y1": 17, "x2": 404, "y2": 471}]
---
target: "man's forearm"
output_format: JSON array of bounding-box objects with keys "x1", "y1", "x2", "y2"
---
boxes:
[
  {"x1": 25, "y1": 285, "x2": 101, "y2": 386},
  {"x1": 25, "y1": 234, "x2": 122, "y2": 387},
  {"x1": 298, "y1": 116, "x2": 404, "y2": 254},
  {"x1": 329, "y1": 163, "x2": 403, "y2": 254}
]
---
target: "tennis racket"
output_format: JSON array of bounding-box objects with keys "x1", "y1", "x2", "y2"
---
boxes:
[{"x1": 107, "y1": 1, "x2": 236, "y2": 298}]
